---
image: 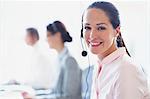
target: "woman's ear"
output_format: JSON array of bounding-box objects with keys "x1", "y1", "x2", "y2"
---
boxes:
[
  {"x1": 55, "y1": 32, "x2": 61, "y2": 37},
  {"x1": 54, "y1": 32, "x2": 62, "y2": 41}
]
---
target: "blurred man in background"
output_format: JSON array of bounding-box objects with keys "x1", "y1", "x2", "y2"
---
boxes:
[{"x1": 24, "y1": 27, "x2": 56, "y2": 89}]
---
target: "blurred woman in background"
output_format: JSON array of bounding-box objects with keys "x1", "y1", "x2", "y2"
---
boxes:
[{"x1": 46, "y1": 21, "x2": 82, "y2": 99}]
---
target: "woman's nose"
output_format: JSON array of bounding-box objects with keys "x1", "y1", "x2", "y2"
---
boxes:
[{"x1": 90, "y1": 29, "x2": 98, "y2": 39}]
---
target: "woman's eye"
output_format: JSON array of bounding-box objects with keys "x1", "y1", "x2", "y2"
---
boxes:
[
  {"x1": 98, "y1": 26, "x2": 106, "y2": 31},
  {"x1": 84, "y1": 26, "x2": 91, "y2": 30}
]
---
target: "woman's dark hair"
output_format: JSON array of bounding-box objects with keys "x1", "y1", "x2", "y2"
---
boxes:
[
  {"x1": 81, "y1": 1, "x2": 130, "y2": 56},
  {"x1": 26, "y1": 27, "x2": 39, "y2": 40},
  {"x1": 47, "y1": 21, "x2": 72, "y2": 43}
]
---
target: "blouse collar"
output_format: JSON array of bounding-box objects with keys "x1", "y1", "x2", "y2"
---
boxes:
[
  {"x1": 98, "y1": 47, "x2": 127, "y2": 65},
  {"x1": 58, "y1": 46, "x2": 68, "y2": 61}
]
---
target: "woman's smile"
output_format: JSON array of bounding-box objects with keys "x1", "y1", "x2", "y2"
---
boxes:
[{"x1": 88, "y1": 38, "x2": 104, "y2": 48}]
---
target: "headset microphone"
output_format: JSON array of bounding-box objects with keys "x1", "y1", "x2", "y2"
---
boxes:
[
  {"x1": 81, "y1": 28, "x2": 87, "y2": 57},
  {"x1": 82, "y1": 50, "x2": 87, "y2": 57}
]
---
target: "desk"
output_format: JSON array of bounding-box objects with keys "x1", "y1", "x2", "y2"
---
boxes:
[{"x1": 0, "y1": 91, "x2": 23, "y2": 99}]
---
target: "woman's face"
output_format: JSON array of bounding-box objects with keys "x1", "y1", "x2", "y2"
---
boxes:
[
  {"x1": 46, "y1": 31, "x2": 58, "y2": 49},
  {"x1": 83, "y1": 8, "x2": 118, "y2": 58}
]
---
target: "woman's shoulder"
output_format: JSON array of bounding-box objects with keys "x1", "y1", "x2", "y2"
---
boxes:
[
  {"x1": 62, "y1": 53, "x2": 79, "y2": 68},
  {"x1": 115, "y1": 54, "x2": 149, "y2": 97},
  {"x1": 66, "y1": 55, "x2": 78, "y2": 65},
  {"x1": 117, "y1": 54, "x2": 147, "y2": 80},
  {"x1": 119, "y1": 54, "x2": 138, "y2": 69}
]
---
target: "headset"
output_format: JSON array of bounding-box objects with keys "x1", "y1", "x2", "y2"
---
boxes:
[
  {"x1": 80, "y1": 15, "x2": 88, "y2": 57},
  {"x1": 80, "y1": 17, "x2": 92, "y2": 99}
]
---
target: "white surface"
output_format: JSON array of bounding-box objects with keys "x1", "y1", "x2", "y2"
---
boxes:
[
  {"x1": 0, "y1": 85, "x2": 35, "y2": 97},
  {"x1": 0, "y1": 92, "x2": 23, "y2": 99}
]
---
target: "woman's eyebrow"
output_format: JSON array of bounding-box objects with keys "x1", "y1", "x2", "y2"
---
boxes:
[
  {"x1": 84, "y1": 23, "x2": 107, "y2": 26},
  {"x1": 84, "y1": 23, "x2": 90, "y2": 26},
  {"x1": 96, "y1": 23, "x2": 107, "y2": 26}
]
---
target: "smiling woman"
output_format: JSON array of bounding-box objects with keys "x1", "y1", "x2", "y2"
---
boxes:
[{"x1": 81, "y1": 1, "x2": 150, "y2": 99}]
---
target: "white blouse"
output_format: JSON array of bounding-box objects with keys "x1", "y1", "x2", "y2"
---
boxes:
[
  {"x1": 21, "y1": 42, "x2": 54, "y2": 89},
  {"x1": 90, "y1": 47, "x2": 150, "y2": 99}
]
